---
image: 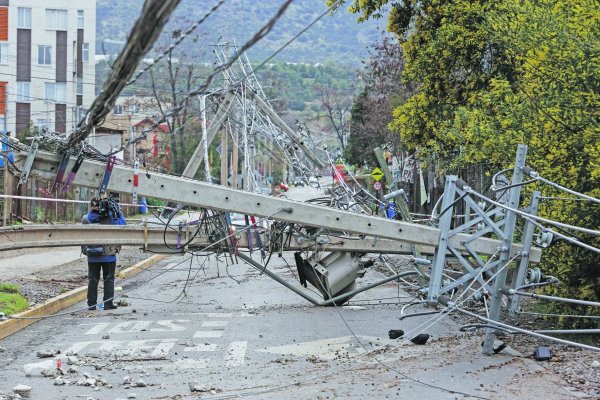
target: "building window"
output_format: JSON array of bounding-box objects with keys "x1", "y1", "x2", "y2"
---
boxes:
[
  {"x1": 18, "y1": 8, "x2": 32, "y2": 29},
  {"x1": 37, "y1": 45, "x2": 52, "y2": 65},
  {"x1": 113, "y1": 105, "x2": 123, "y2": 115},
  {"x1": 0, "y1": 43, "x2": 8, "y2": 64},
  {"x1": 17, "y1": 82, "x2": 30, "y2": 102},
  {"x1": 82, "y1": 43, "x2": 89, "y2": 62},
  {"x1": 77, "y1": 10, "x2": 84, "y2": 29},
  {"x1": 45, "y1": 82, "x2": 66, "y2": 103},
  {"x1": 0, "y1": 116, "x2": 5, "y2": 131},
  {"x1": 46, "y1": 9, "x2": 68, "y2": 30},
  {"x1": 128, "y1": 104, "x2": 138, "y2": 115},
  {"x1": 76, "y1": 76, "x2": 83, "y2": 96}
]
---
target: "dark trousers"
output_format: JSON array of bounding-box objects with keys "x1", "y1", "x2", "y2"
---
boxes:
[{"x1": 87, "y1": 262, "x2": 116, "y2": 307}]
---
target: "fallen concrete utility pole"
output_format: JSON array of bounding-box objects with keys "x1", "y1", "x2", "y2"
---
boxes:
[{"x1": 12, "y1": 148, "x2": 540, "y2": 262}]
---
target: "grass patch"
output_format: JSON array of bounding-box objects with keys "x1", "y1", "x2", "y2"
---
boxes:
[
  {"x1": 0, "y1": 282, "x2": 29, "y2": 315},
  {"x1": 0, "y1": 282, "x2": 20, "y2": 293}
]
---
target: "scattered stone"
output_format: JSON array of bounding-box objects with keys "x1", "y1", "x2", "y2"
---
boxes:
[
  {"x1": 83, "y1": 371, "x2": 92, "y2": 379},
  {"x1": 94, "y1": 364, "x2": 103, "y2": 370},
  {"x1": 189, "y1": 382, "x2": 211, "y2": 392},
  {"x1": 12, "y1": 384, "x2": 32, "y2": 398},
  {"x1": 184, "y1": 340, "x2": 195, "y2": 347},
  {"x1": 102, "y1": 335, "x2": 110, "y2": 340},
  {"x1": 85, "y1": 378, "x2": 96, "y2": 386},
  {"x1": 77, "y1": 379, "x2": 86, "y2": 386},
  {"x1": 123, "y1": 376, "x2": 132, "y2": 385},
  {"x1": 36, "y1": 349, "x2": 59, "y2": 358},
  {"x1": 132, "y1": 309, "x2": 137, "y2": 313},
  {"x1": 0, "y1": 346, "x2": 6, "y2": 352},
  {"x1": 65, "y1": 350, "x2": 74, "y2": 356},
  {"x1": 67, "y1": 366, "x2": 78, "y2": 373},
  {"x1": 135, "y1": 380, "x2": 147, "y2": 387},
  {"x1": 54, "y1": 378, "x2": 65, "y2": 386},
  {"x1": 591, "y1": 360, "x2": 600, "y2": 369},
  {"x1": 41, "y1": 368, "x2": 61, "y2": 378},
  {"x1": 127, "y1": 394, "x2": 138, "y2": 399},
  {"x1": 67, "y1": 356, "x2": 79, "y2": 365}
]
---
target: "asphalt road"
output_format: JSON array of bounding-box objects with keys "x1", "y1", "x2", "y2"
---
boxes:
[{"x1": 0, "y1": 186, "x2": 578, "y2": 399}]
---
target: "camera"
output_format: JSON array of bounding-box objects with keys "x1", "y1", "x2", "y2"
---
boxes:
[{"x1": 99, "y1": 193, "x2": 120, "y2": 217}]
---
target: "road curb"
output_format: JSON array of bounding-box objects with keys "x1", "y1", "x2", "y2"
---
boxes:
[{"x1": 0, "y1": 254, "x2": 168, "y2": 340}]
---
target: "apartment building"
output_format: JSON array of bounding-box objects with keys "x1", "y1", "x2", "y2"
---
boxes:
[{"x1": 0, "y1": 0, "x2": 96, "y2": 137}]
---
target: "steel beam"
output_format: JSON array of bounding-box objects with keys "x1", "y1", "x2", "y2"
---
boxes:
[
  {"x1": 508, "y1": 191, "x2": 541, "y2": 315},
  {"x1": 0, "y1": 223, "x2": 443, "y2": 256},
  {"x1": 482, "y1": 144, "x2": 527, "y2": 355}
]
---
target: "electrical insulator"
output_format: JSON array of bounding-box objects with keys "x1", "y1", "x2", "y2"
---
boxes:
[
  {"x1": 525, "y1": 267, "x2": 542, "y2": 284},
  {"x1": 536, "y1": 231, "x2": 553, "y2": 248}
]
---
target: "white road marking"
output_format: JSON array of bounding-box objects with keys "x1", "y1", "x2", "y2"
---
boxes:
[
  {"x1": 173, "y1": 312, "x2": 233, "y2": 318},
  {"x1": 129, "y1": 339, "x2": 177, "y2": 357},
  {"x1": 184, "y1": 343, "x2": 218, "y2": 352},
  {"x1": 193, "y1": 330, "x2": 224, "y2": 338},
  {"x1": 201, "y1": 320, "x2": 229, "y2": 327},
  {"x1": 150, "y1": 320, "x2": 190, "y2": 332},
  {"x1": 225, "y1": 341, "x2": 247, "y2": 367},
  {"x1": 80, "y1": 320, "x2": 191, "y2": 334},
  {"x1": 82, "y1": 322, "x2": 111, "y2": 335},
  {"x1": 108, "y1": 320, "x2": 153, "y2": 334},
  {"x1": 63, "y1": 338, "x2": 177, "y2": 356}
]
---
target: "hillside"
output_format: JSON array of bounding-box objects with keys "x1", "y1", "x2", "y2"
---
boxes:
[{"x1": 96, "y1": 0, "x2": 385, "y2": 65}]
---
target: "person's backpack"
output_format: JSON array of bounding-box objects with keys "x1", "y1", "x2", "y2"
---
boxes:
[
  {"x1": 81, "y1": 212, "x2": 121, "y2": 257},
  {"x1": 81, "y1": 245, "x2": 105, "y2": 257},
  {"x1": 81, "y1": 244, "x2": 120, "y2": 256}
]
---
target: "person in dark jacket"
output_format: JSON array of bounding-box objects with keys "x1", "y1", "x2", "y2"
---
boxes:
[{"x1": 82, "y1": 196, "x2": 126, "y2": 310}]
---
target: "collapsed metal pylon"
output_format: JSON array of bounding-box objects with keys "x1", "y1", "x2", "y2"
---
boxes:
[{"x1": 425, "y1": 145, "x2": 543, "y2": 354}]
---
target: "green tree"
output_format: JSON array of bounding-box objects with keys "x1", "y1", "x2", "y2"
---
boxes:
[{"x1": 336, "y1": 0, "x2": 600, "y2": 312}]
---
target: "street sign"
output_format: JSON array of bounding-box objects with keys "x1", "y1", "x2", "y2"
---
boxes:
[
  {"x1": 373, "y1": 181, "x2": 382, "y2": 191},
  {"x1": 371, "y1": 167, "x2": 384, "y2": 181}
]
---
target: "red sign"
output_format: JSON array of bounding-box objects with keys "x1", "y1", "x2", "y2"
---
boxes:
[
  {"x1": 333, "y1": 164, "x2": 346, "y2": 184},
  {"x1": 373, "y1": 181, "x2": 382, "y2": 191}
]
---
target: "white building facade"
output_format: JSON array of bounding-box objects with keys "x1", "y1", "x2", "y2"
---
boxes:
[{"x1": 0, "y1": 0, "x2": 96, "y2": 137}]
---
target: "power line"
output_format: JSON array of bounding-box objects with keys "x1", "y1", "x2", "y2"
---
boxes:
[
  {"x1": 66, "y1": 0, "x2": 183, "y2": 148},
  {"x1": 126, "y1": 0, "x2": 228, "y2": 87}
]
